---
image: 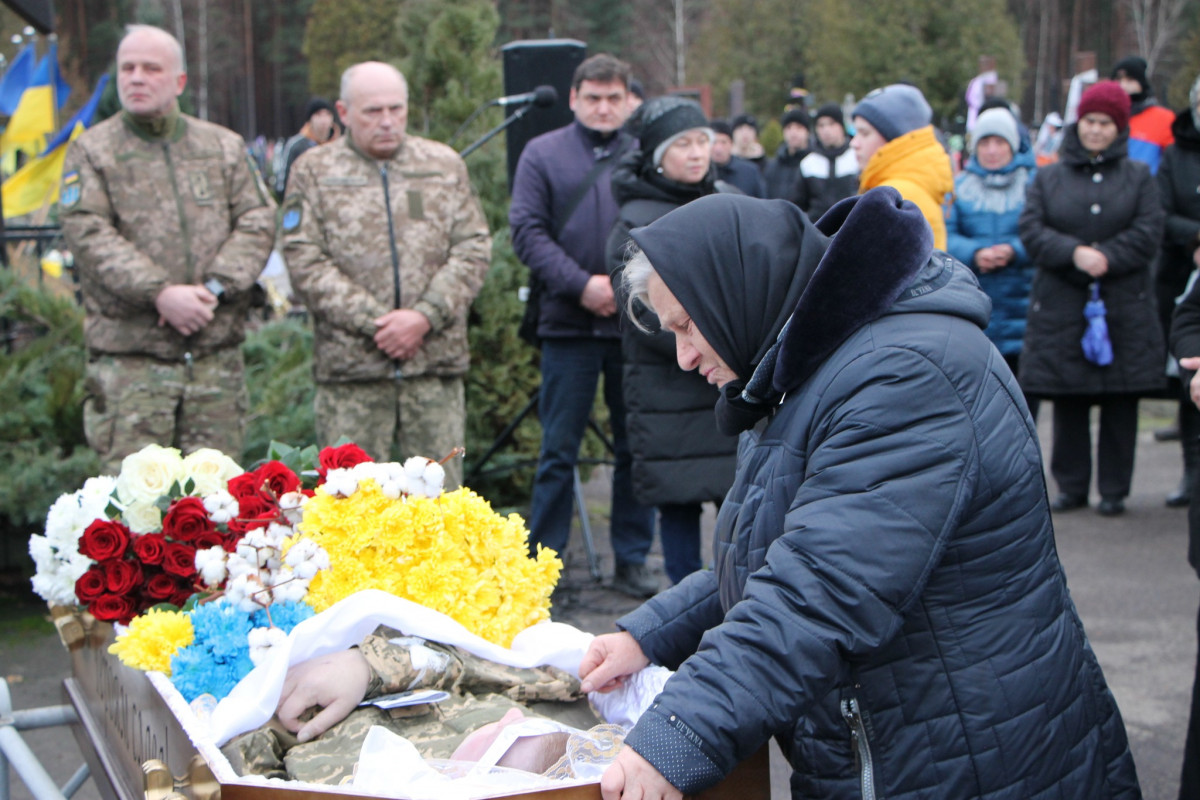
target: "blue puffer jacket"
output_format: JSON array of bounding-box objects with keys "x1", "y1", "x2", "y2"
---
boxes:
[
  {"x1": 618, "y1": 247, "x2": 1140, "y2": 796},
  {"x1": 945, "y1": 146, "x2": 1036, "y2": 355}
]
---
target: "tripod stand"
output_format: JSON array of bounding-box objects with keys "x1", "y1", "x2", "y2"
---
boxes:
[{"x1": 465, "y1": 386, "x2": 614, "y2": 581}]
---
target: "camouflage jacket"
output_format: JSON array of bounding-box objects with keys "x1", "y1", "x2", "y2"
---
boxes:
[
  {"x1": 280, "y1": 135, "x2": 491, "y2": 383},
  {"x1": 61, "y1": 109, "x2": 276, "y2": 360},
  {"x1": 223, "y1": 626, "x2": 598, "y2": 785}
]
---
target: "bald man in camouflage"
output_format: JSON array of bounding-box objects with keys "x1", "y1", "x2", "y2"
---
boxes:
[
  {"x1": 280, "y1": 62, "x2": 491, "y2": 488},
  {"x1": 61, "y1": 25, "x2": 276, "y2": 472}
]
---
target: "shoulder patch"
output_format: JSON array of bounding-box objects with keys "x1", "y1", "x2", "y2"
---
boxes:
[
  {"x1": 281, "y1": 200, "x2": 302, "y2": 233},
  {"x1": 61, "y1": 170, "x2": 81, "y2": 209}
]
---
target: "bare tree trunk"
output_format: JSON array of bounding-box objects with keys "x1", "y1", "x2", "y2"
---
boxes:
[
  {"x1": 243, "y1": 0, "x2": 256, "y2": 137},
  {"x1": 170, "y1": 0, "x2": 186, "y2": 66},
  {"x1": 1034, "y1": 0, "x2": 1049, "y2": 121},
  {"x1": 674, "y1": 0, "x2": 685, "y2": 86},
  {"x1": 198, "y1": 0, "x2": 209, "y2": 120},
  {"x1": 1127, "y1": 0, "x2": 1188, "y2": 74}
]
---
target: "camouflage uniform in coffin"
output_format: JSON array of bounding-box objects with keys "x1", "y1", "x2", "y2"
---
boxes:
[
  {"x1": 60, "y1": 105, "x2": 276, "y2": 471},
  {"x1": 222, "y1": 626, "x2": 605, "y2": 785}
]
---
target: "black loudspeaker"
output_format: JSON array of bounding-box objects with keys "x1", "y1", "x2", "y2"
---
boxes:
[{"x1": 501, "y1": 39, "x2": 586, "y2": 190}]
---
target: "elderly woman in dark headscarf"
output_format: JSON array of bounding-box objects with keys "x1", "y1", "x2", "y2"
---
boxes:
[{"x1": 578, "y1": 191, "x2": 1140, "y2": 799}]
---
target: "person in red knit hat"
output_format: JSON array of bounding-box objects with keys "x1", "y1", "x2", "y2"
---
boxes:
[{"x1": 1018, "y1": 79, "x2": 1166, "y2": 517}]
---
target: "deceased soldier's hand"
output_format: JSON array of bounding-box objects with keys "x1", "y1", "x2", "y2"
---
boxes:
[{"x1": 277, "y1": 649, "x2": 371, "y2": 743}]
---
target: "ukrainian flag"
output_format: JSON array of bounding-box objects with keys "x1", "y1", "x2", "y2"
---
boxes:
[
  {"x1": 1, "y1": 42, "x2": 70, "y2": 155},
  {"x1": 0, "y1": 45, "x2": 35, "y2": 116},
  {"x1": 2, "y1": 74, "x2": 107, "y2": 219}
]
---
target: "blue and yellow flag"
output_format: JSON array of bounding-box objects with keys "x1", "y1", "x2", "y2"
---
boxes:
[
  {"x1": 1, "y1": 74, "x2": 108, "y2": 218},
  {"x1": 2, "y1": 121, "x2": 83, "y2": 217},
  {"x1": 0, "y1": 45, "x2": 35, "y2": 116},
  {"x1": 0, "y1": 43, "x2": 68, "y2": 155}
]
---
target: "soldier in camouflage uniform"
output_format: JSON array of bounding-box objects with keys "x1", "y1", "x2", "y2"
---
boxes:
[
  {"x1": 222, "y1": 626, "x2": 621, "y2": 785},
  {"x1": 60, "y1": 25, "x2": 276, "y2": 473},
  {"x1": 280, "y1": 62, "x2": 491, "y2": 489}
]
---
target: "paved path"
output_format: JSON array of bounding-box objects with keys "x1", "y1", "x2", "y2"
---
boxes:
[{"x1": 1, "y1": 401, "x2": 1195, "y2": 799}]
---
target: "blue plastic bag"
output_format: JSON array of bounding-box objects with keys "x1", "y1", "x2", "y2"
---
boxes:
[{"x1": 1082, "y1": 281, "x2": 1113, "y2": 367}]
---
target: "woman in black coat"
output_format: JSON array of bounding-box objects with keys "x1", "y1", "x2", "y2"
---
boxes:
[
  {"x1": 1157, "y1": 80, "x2": 1200, "y2": 507},
  {"x1": 1019, "y1": 81, "x2": 1166, "y2": 516},
  {"x1": 605, "y1": 96, "x2": 739, "y2": 586},
  {"x1": 1168, "y1": 76, "x2": 1200, "y2": 800}
]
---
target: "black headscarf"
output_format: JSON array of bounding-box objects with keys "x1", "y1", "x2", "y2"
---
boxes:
[
  {"x1": 628, "y1": 195, "x2": 827, "y2": 383},
  {"x1": 628, "y1": 189, "x2": 934, "y2": 434}
]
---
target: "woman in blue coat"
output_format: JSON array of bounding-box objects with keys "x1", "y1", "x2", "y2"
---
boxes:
[
  {"x1": 946, "y1": 107, "x2": 1037, "y2": 411},
  {"x1": 578, "y1": 191, "x2": 1140, "y2": 799}
]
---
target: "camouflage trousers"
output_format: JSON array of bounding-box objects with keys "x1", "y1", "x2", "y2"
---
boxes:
[
  {"x1": 314, "y1": 375, "x2": 464, "y2": 488},
  {"x1": 83, "y1": 348, "x2": 247, "y2": 474}
]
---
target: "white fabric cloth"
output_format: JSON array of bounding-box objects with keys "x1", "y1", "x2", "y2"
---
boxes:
[{"x1": 209, "y1": 590, "x2": 597, "y2": 744}]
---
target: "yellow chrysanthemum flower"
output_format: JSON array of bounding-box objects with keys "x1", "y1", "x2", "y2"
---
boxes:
[
  {"x1": 108, "y1": 608, "x2": 194, "y2": 674},
  {"x1": 289, "y1": 484, "x2": 562, "y2": 647}
]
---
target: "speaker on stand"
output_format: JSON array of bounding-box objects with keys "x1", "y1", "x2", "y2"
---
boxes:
[{"x1": 500, "y1": 39, "x2": 586, "y2": 191}]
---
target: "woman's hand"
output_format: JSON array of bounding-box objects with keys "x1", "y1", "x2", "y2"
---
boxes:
[
  {"x1": 1181, "y1": 357, "x2": 1200, "y2": 410},
  {"x1": 1072, "y1": 245, "x2": 1109, "y2": 278},
  {"x1": 600, "y1": 746, "x2": 683, "y2": 800},
  {"x1": 579, "y1": 631, "x2": 650, "y2": 693}
]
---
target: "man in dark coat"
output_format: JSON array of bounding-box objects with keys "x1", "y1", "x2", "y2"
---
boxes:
[
  {"x1": 1018, "y1": 81, "x2": 1165, "y2": 516},
  {"x1": 709, "y1": 119, "x2": 765, "y2": 198},
  {"x1": 509, "y1": 54, "x2": 657, "y2": 598},
  {"x1": 1171, "y1": 280, "x2": 1200, "y2": 800},
  {"x1": 762, "y1": 108, "x2": 810, "y2": 201},
  {"x1": 581, "y1": 191, "x2": 1141, "y2": 800},
  {"x1": 791, "y1": 103, "x2": 859, "y2": 220},
  {"x1": 1156, "y1": 77, "x2": 1200, "y2": 506}
]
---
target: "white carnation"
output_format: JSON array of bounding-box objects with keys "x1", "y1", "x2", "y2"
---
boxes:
[
  {"x1": 247, "y1": 626, "x2": 288, "y2": 666},
  {"x1": 28, "y1": 535, "x2": 54, "y2": 567},
  {"x1": 115, "y1": 444, "x2": 184, "y2": 505},
  {"x1": 203, "y1": 490, "x2": 239, "y2": 525},
  {"x1": 402, "y1": 456, "x2": 429, "y2": 480},
  {"x1": 122, "y1": 501, "x2": 162, "y2": 535},
  {"x1": 181, "y1": 449, "x2": 243, "y2": 496},
  {"x1": 272, "y1": 576, "x2": 309, "y2": 604},
  {"x1": 322, "y1": 468, "x2": 358, "y2": 498},
  {"x1": 278, "y1": 491, "x2": 306, "y2": 525},
  {"x1": 194, "y1": 546, "x2": 229, "y2": 587}
]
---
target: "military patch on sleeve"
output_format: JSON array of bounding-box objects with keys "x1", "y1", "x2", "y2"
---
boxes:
[
  {"x1": 61, "y1": 170, "x2": 81, "y2": 209},
  {"x1": 281, "y1": 199, "x2": 302, "y2": 233}
]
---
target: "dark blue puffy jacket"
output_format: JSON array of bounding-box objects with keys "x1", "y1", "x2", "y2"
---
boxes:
[{"x1": 618, "y1": 253, "x2": 1141, "y2": 798}]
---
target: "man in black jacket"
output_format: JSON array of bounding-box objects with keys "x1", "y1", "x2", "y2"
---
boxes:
[
  {"x1": 763, "y1": 108, "x2": 810, "y2": 201},
  {"x1": 792, "y1": 103, "x2": 859, "y2": 221},
  {"x1": 509, "y1": 54, "x2": 657, "y2": 598}
]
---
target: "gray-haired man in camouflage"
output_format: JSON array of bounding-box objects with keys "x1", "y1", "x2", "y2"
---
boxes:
[
  {"x1": 280, "y1": 62, "x2": 492, "y2": 488},
  {"x1": 61, "y1": 25, "x2": 276, "y2": 472}
]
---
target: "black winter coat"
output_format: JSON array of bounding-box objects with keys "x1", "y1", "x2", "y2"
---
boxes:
[
  {"x1": 1018, "y1": 123, "x2": 1166, "y2": 396},
  {"x1": 1171, "y1": 281, "x2": 1200, "y2": 576},
  {"x1": 1157, "y1": 111, "x2": 1200, "y2": 336},
  {"x1": 618, "y1": 193, "x2": 1140, "y2": 798},
  {"x1": 605, "y1": 152, "x2": 739, "y2": 506},
  {"x1": 762, "y1": 142, "x2": 807, "y2": 201}
]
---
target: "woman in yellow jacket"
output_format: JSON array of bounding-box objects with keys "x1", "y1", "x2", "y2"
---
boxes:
[{"x1": 851, "y1": 84, "x2": 954, "y2": 249}]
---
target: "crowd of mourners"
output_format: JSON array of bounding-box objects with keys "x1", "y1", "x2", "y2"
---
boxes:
[{"x1": 62, "y1": 23, "x2": 1200, "y2": 796}]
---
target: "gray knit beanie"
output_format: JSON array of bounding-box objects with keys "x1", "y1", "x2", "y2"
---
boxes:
[
  {"x1": 972, "y1": 108, "x2": 1019, "y2": 154},
  {"x1": 852, "y1": 84, "x2": 932, "y2": 141}
]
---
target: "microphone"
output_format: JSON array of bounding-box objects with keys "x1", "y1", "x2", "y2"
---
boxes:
[{"x1": 492, "y1": 85, "x2": 558, "y2": 108}]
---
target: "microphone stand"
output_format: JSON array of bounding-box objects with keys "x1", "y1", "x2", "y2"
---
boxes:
[{"x1": 457, "y1": 102, "x2": 538, "y2": 159}]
